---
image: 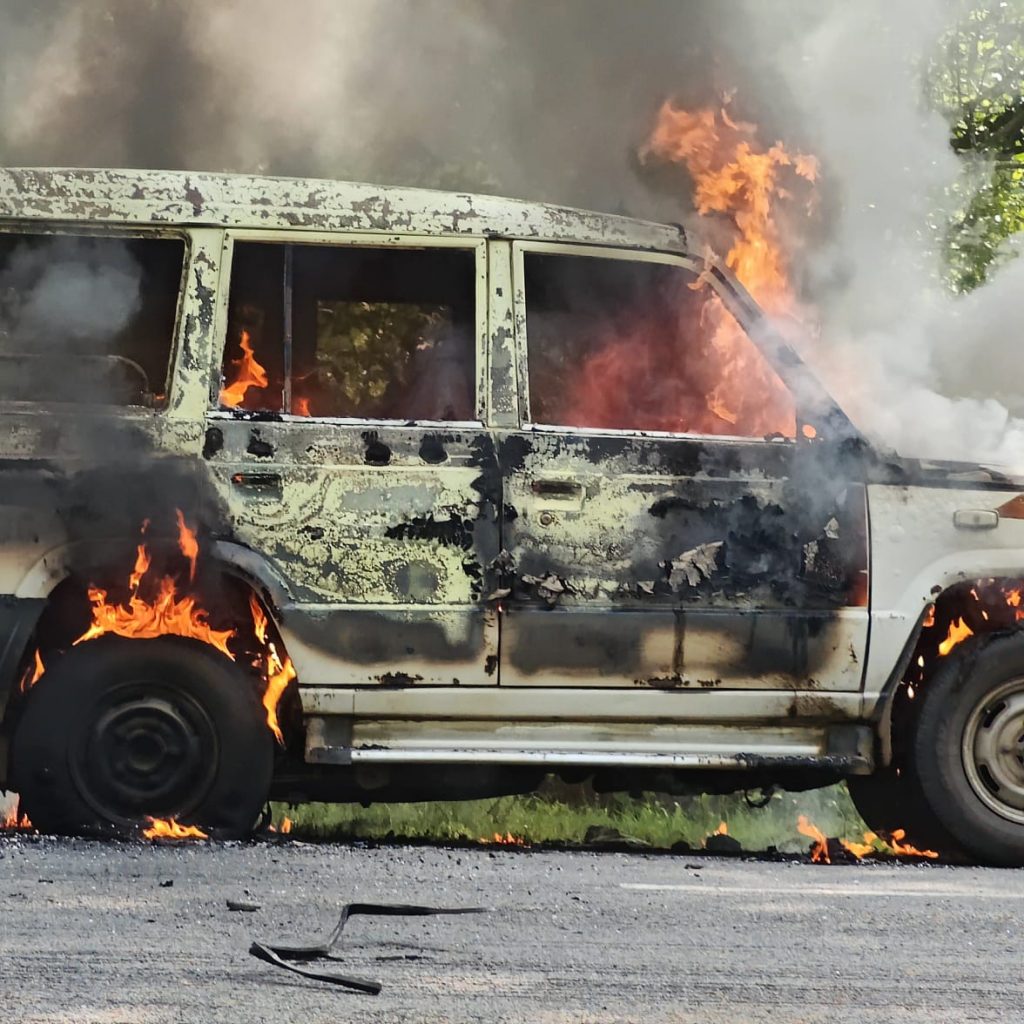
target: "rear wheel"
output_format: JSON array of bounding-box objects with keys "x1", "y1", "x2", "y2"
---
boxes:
[
  {"x1": 912, "y1": 633, "x2": 1024, "y2": 866},
  {"x1": 11, "y1": 635, "x2": 273, "y2": 838}
]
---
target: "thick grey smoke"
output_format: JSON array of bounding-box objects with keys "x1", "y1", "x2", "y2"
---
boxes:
[
  {"x1": 0, "y1": 0, "x2": 1020, "y2": 466},
  {"x1": 735, "y1": 0, "x2": 1024, "y2": 467}
]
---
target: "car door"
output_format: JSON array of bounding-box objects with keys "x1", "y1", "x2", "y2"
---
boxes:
[
  {"x1": 202, "y1": 233, "x2": 500, "y2": 687},
  {"x1": 495, "y1": 241, "x2": 868, "y2": 692}
]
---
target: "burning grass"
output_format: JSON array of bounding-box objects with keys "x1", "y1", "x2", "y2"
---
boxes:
[{"x1": 268, "y1": 782, "x2": 894, "y2": 857}]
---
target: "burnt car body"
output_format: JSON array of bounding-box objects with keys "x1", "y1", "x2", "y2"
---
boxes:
[{"x1": 1, "y1": 169, "x2": 1023, "y2": 861}]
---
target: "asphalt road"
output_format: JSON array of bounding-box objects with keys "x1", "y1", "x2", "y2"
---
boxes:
[{"x1": 1, "y1": 835, "x2": 1021, "y2": 1024}]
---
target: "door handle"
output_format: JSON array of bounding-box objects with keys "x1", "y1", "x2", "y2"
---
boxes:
[
  {"x1": 531, "y1": 479, "x2": 584, "y2": 500},
  {"x1": 231, "y1": 472, "x2": 282, "y2": 497}
]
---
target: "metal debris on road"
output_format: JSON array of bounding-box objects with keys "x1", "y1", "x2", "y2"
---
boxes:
[
  {"x1": 249, "y1": 902, "x2": 488, "y2": 995},
  {"x1": 227, "y1": 898, "x2": 261, "y2": 912}
]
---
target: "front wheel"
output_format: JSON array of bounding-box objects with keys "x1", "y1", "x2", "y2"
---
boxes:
[
  {"x1": 11, "y1": 635, "x2": 273, "y2": 838},
  {"x1": 912, "y1": 632, "x2": 1024, "y2": 867}
]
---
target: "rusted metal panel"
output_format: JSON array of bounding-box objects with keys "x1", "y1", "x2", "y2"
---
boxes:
[{"x1": 0, "y1": 169, "x2": 687, "y2": 252}]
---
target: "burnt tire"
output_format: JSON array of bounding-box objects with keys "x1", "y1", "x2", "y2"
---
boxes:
[
  {"x1": 11, "y1": 635, "x2": 273, "y2": 839},
  {"x1": 912, "y1": 632, "x2": 1024, "y2": 867}
]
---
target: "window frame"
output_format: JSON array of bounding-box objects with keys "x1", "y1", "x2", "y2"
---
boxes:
[
  {"x1": 0, "y1": 222, "x2": 190, "y2": 414},
  {"x1": 209, "y1": 230, "x2": 488, "y2": 427},
  {"x1": 511, "y1": 240, "x2": 798, "y2": 444}
]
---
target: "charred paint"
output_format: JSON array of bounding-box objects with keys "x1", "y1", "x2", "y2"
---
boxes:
[{"x1": 246, "y1": 430, "x2": 275, "y2": 458}]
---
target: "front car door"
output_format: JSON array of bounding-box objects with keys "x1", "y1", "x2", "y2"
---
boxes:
[{"x1": 496, "y1": 242, "x2": 869, "y2": 693}]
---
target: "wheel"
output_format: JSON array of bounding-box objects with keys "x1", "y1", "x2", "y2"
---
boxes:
[
  {"x1": 11, "y1": 635, "x2": 273, "y2": 838},
  {"x1": 846, "y1": 767, "x2": 967, "y2": 860},
  {"x1": 912, "y1": 632, "x2": 1024, "y2": 866}
]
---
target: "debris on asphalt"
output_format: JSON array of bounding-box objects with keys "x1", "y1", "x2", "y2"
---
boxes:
[
  {"x1": 227, "y1": 899, "x2": 261, "y2": 912},
  {"x1": 159, "y1": 879, "x2": 174, "y2": 888},
  {"x1": 249, "y1": 902, "x2": 488, "y2": 995}
]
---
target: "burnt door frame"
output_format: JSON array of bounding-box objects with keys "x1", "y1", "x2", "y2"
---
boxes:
[
  {"x1": 492, "y1": 240, "x2": 869, "y2": 692},
  {"x1": 202, "y1": 229, "x2": 501, "y2": 689}
]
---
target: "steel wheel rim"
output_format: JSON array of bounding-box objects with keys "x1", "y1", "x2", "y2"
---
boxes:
[
  {"x1": 70, "y1": 678, "x2": 219, "y2": 825},
  {"x1": 961, "y1": 677, "x2": 1024, "y2": 825}
]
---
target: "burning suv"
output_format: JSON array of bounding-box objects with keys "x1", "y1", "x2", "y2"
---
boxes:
[{"x1": 1, "y1": 168, "x2": 1023, "y2": 863}]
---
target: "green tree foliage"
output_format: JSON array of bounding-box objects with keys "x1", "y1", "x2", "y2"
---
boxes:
[{"x1": 927, "y1": 1, "x2": 1024, "y2": 290}]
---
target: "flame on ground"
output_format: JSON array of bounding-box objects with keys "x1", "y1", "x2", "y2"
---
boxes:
[
  {"x1": 713, "y1": 820, "x2": 728, "y2": 836},
  {"x1": 220, "y1": 329, "x2": 269, "y2": 409},
  {"x1": 143, "y1": 817, "x2": 208, "y2": 840},
  {"x1": 797, "y1": 814, "x2": 831, "y2": 863},
  {"x1": 480, "y1": 831, "x2": 528, "y2": 846},
  {"x1": 797, "y1": 817, "x2": 939, "y2": 861},
  {"x1": 1, "y1": 803, "x2": 33, "y2": 829}
]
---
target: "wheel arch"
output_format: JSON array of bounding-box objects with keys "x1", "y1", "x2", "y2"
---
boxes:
[
  {"x1": 1, "y1": 541, "x2": 298, "y2": 741},
  {"x1": 869, "y1": 575, "x2": 1024, "y2": 767}
]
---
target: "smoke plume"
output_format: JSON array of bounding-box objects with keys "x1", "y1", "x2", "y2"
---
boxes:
[{"x1": 0, "y1": 0, "x2": 1020, "y2": 466}]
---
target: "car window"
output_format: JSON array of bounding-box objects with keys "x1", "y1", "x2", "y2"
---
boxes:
[
  {"x1": 524, "y1": 252, "x2": 796, "y2": 438},
  {"x1": 222, "y1": 243, "x2": 476, "y2": 421},
  {"x1": 0, "y1": 233, "x2": 184, "y2": 408}
]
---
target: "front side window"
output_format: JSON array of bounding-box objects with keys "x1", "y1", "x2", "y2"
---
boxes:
[
  {"x1": 0, "y1": 233, "x2": 184, "y2": 407},
  {"x1": 221, "y1": 243, "x2": 476, "y2": 421},
  {"x1": 524, "y1": 252, "x2": 795, "y2": 438}
]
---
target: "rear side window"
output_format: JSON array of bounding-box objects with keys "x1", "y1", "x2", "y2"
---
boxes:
[
  {"x1": 524, "y1": 252, "x2": 795, "y2": 439},
  {"x1": 221, "y1": 243, "x2": 476, "y2": 421},
  {"x1": 0, "y1": 233, "x2": 184, "y2": 407}
]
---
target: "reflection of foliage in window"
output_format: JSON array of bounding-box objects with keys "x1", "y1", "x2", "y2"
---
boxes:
[{"x1": 313, "y1": 301, "x2": 451, "y2": 415}]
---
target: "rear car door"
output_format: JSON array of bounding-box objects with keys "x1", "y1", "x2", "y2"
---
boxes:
[
  {"x1": 497, "y1": 242, "x2": 868, "y2": 692},
  {"x1": 203, "y1": 234, "x2": 500, "y2": 687}
]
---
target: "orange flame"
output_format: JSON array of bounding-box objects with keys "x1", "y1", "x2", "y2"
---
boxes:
[
  {"x1": 248, "y1": 594, "x2": 295, "y2": 745},
  {"x1": 637, "y1": 100, "x2": 819, "y2": 439},
  {"x1": 887, "y1": 829, "x2": 939, "y2": 859},
  {"x1": 796, "y1": 814, "x2": 831, "y2": 863},
  {"x1": 1, "y1": 803, "x2": 32, "y2": 829},
  {"x1": 76, "y1": 577, "x2": 236, "y2": 658},
  {"x1": 480, "y1": 831, "x2": 528, "y2": 846},
  {"x1": 176, "y1": 509, "x2": 199, "y2": 584},
  {"x1": 713, "y1": 820, "x2": 728, "y2": 836},
  {"x1": 293, "y1": 397, "x2": 312, "y2": 417},
  {"x1": 74, "y1": 511, "x2": 234, "y2": 657},
  {"x1": 938, "y1": 617, "x2": 974, "y2": 657},
  {"x1": 840, "y1": 833, "x2": 878, "y2": 859},
  {"x1": 19, "y1": 648, "x2": 45, "y2": 692},
  {"x1": 143, "y1": 817, "x2": 208, "y2": 840},
  {"x1": 220, "y1": 330, "x2": 269, "y2": 409},
  {"x1": 279, "y1": 816, "x2": 293, "y2": 834}
]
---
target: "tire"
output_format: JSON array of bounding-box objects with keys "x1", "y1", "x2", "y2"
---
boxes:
[
  {"x1": 11, "y1": 635, "x2": 273, "y2": 838},
  {"x1": 912, "y1": 632, "x2": 1024, "y2": 867},
  {"x1": 846, "y1": 768, "x2": 968, "y2": 861}
]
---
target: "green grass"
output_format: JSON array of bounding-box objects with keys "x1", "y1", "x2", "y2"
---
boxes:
[{"x1": 270, "y1": 781, "x2": 868, "y2": 854}]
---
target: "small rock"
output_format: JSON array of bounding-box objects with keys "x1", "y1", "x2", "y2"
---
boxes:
[
  {"x1": 704, "y1": 833, "x2": 743, "y2": 855},
  {"x1": 159, "y1": 879, "x2": 174, "y2": 888}
]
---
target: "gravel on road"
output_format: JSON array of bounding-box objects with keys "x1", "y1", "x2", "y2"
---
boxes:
[{"x1": 1, "y1": 836, "x2": 1021, "y2": 1023}]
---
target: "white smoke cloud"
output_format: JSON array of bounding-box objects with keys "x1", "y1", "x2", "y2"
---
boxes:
[{"x1": 739, "y1": 0, "x2": 1024, "y2": 468}]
